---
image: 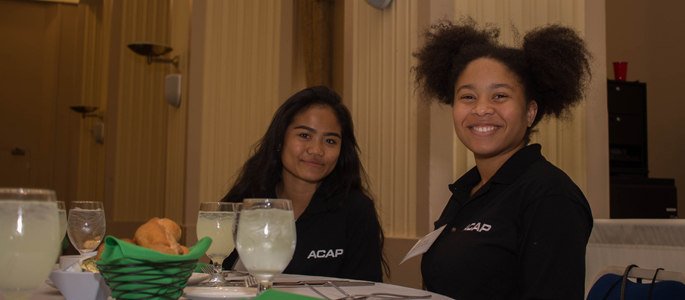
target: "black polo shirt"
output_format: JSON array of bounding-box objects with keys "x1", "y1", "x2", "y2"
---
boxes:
[
  {"x1": 421, "y1": 144, "x2": 593, "y2": 300},
  {"x1": 284, "y1": 188, "x2": 383, "y2": 282},
  {"x1": 224, "y1": 187, "x2": 384, "y2": 282}
]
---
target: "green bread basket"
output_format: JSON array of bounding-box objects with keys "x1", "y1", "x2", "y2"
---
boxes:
[{"x1": 97, "y1": 236, "x2": 212, "y2": 300}]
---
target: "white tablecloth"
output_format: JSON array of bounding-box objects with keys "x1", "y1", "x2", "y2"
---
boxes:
[
  {"x1": 585, "y1": 219, "x2": 685, "y2": 294},
  {"x1": 15, "y1": 217, "x2": 685, "y2": 300},
  {"x1": 9, "y1": 274, "x2": 453, "y2": 300}
]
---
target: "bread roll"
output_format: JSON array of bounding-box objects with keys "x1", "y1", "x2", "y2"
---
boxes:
[
  {"x1": 96, "y1": 218, "x2": 187, "y2": 260},
  {"x1": 134, "y1": 217, "x2": 183, "y2": 255},
  {"x1": 149, "y1": 244, "x2": 180, "y2": 255},
  {"x1": 158, "y1": 218, "x2": 182, "y2": 242},
  {"x1": 134, "y1": 218, "x2": 169, "y2": 247}
]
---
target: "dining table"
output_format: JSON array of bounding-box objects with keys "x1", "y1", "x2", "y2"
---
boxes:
[{"x1": 7, "y1": 273, "x2": 454, "y2": 300}]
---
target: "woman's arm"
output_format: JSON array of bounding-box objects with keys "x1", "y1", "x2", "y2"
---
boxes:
[
  {"x1": 339, "y1": 195, "x2": 384, "y2": 282},
  {"x1": 518, "y1": 194, "x2": 593, "y2": 300}
]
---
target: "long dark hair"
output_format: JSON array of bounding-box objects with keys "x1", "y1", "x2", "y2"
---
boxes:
[
  {"x1": 222, "y1": 86, "x2": 389, "y2": 276},
  {"x1": 221, "y1": 86, "x2": 369, "y2": 202}
]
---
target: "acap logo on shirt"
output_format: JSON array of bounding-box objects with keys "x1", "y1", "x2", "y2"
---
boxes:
[
  {"x1": 463, "y1": 222, "x2": 492, "y2": 232},
  {"x1": 307, "y1": 249, "x2": 343, "y2": 259}
]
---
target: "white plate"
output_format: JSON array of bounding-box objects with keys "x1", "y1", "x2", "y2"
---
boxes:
[
  {"x1": 188, "y1": 273, "x2": 212, "y2": 285},
  {"x1": 48, "y1": 270, "x2": 111, "y2": 300},
  {"x1": 183, "y1": 286, "x2": 257, "y2": 300}
]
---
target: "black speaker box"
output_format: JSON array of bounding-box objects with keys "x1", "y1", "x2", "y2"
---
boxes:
[
  {"x1": 607, "y1": 80, "x2": 648, "y2": 176},
  {"x1": 607, "y1": 80, "x2": 677, "y2": 218},
  {"x1": 610, "y1": 177, "x2": 677, "y2": 219}
]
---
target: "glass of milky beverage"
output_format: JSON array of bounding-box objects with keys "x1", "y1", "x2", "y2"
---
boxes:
[
  {"x1": 236, "y1": 199, "x2": 296, "y2": 293},
  {"x1": 67, "y1": 201, "x2": 106, "y2": 255},
  {"x1": 196, "y1": 202, "x2": 238, "y2": 287},
  {"x1": 0, "y1": 188, "x2": 62, "y2": 300}
]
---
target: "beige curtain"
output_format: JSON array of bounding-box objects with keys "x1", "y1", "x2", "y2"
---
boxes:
[
  {"x1": 344, "y1": 0, "x2": 421, "y2": 237},
  {"x1": 197, "y1": 0, "x2": 285, "y2": 203}
]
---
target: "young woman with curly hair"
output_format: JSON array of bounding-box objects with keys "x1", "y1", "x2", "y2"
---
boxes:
[
  {"x1": 221, "y1": 86, "x2": 388, "y2": 282},
  {"x1": 414, "y1": 18, "x2": 593, "y2": 300}
]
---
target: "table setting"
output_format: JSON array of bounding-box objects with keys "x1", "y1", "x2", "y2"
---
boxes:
[{"x1": 0, "y1": 194, "x2": 451, "y2": 300}]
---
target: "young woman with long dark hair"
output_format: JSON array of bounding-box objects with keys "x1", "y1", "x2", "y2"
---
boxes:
[{"x1": 222, "y1": 86, "x2": 387, "y2": 282}]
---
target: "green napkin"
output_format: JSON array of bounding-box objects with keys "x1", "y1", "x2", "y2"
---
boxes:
[
  {"x1": 98, "y1": 236, "x2": 211, "y2": 263},
  {"x1": 245, "y1": 289, "x2": 323, "y2": 300},
  {"x1": 96, "y1": 236, "x2": 212, "y2": 300}
]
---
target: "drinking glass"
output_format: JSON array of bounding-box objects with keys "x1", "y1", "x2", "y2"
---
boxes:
[
  {"x1": 67, "y1": 201, "x2": 106, "y2": 255},
  {"x1": 235, "y1": 199, "x2": 296, "y2": 293},
  {"x1": 196, "y1": 202, "x2": 238, "y2": 287},
  {"x1": 0, "y1": 188, "x2": 62, "y2": 300},
  {"x1": 227, "y1": 203, "x2": 248, "y2": 274},
  {"x1": 57, "y1": 201, "x2": 67, "y2": 239}
]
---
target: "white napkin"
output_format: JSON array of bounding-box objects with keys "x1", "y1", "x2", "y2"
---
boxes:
[{"x1": 63, "y1": 252, "x2": 97, "y2": 272}]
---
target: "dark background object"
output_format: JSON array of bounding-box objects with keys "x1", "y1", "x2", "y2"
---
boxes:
[
  {"x1": 607, "y1": 80, "x2": 648, "y2": 176},
  {"x1": 127, "y1": 42, "x2": 178, "y2": 66},
  {"x1": 607, "y1": 80, "x2": 678, "y2": 218},
  {"x1": 127, "y1": 42, "x2": 172, "y2": 57},
  {"x1": 610, "y1": 177, "x2": 677, "y2": 218}
]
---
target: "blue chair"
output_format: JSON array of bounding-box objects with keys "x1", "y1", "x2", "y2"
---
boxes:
[{"x1": 587, "y1": 265, "x2": 685, "y2": 300}]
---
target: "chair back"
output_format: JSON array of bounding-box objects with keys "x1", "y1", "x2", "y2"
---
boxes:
[
  {"x1": 586, "y1": 219, "x2": 685, "y2": 293},
  {"x1": 587, "y1": 265, "x2": 685, "y2": 300}
]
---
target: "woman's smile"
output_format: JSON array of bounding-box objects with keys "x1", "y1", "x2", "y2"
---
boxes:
[
  {"x1": 468, "y1": 124, "x2": 501, "y2": 134},
  {"x1": 302, "y1": 160, "x2": 324, "y2": 167}
]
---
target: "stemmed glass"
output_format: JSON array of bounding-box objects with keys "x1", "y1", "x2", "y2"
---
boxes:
[
  {"x1": 57, "y1": 201, "x2": 67, "y2": 239},
  {"x1": 196, "y1": 202, "x2": 238, "y2": 286},
  {"x1": 66, "y1": 201, "x2": 106, "y2": 255},
  {"x1": 235, "y1": 199, "x2": 296, "y2": 293},
  {"x1": 0, "y1": 188, "x2": 62, "y2": 300}
]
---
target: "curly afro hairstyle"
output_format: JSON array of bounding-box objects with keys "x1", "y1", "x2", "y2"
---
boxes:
[{"x1": 413, "y1": 17, "x2": 592, "y2": 141}]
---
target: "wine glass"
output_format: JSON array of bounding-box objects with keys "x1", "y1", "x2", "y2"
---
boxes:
[
  {"x1": 0, "y1": 188, "x2": 62, "y2": 300},
  {"x1": 57, "y1": 201, "x2": 67, "y2": 239},
  {"x1": 196, "y1": 202, "x2": 238, "y2": 287},
  {"x1": 228, "y1": 202, "x2": 247, "y2": 274},
  {"x1": 235, "y1": 199, "x2": 296, "y2": 293},
  {"x1": 66, "y1": 201, "x2": 106, "y2": 255}
]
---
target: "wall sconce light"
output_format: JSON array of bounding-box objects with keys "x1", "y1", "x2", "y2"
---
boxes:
[
  {"x1": 70, "y1": 105, "x2": 103, "y2": 121},
  {"x1": 365, "y1": 0, "x2": 392, "y2": 9},
  {"x1": 127, "y1": 42, "x2": 179, "y2": 67},
  {"x1": 126, "y1": 42, "x2": 183, "y2": 108},
  {"x1": 70, "y1": 105, "x2": 105, "y2": 144},
  {"x1": 164, "y1": 74, "x2": 182, "y2": 108}
]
